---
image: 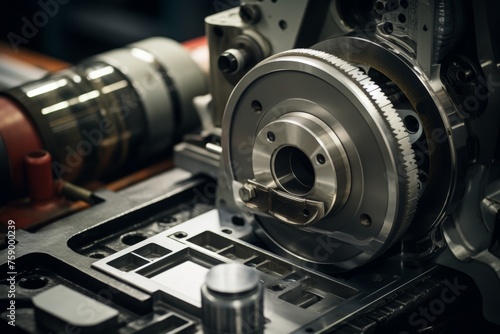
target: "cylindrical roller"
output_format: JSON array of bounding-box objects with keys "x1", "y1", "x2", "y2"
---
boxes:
[
  {"x1": 201, "y1": 263, "x2": 264, "y2": 334},
  {"x1": 0, "y1": 37, "x2": 207, "y2": 200}
]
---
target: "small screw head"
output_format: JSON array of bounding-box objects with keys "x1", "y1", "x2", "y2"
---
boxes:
[
  {"x1": 239, "y1": 4, "x2": 261, "y2": 25},
  {"x1": 239, "y1": 184, "x2": 256, "y2": 202}
]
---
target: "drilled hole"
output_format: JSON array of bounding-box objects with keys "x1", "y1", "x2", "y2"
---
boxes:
[
  {"x1": 267, "y1": 131, "x2": 276, "y2": 142},
  {"x1": 157, "y1": 216, "x2": 178, "y2": 227},
  {"x1": 232, "y1": 216, "x2": 245, "y2": 226},
  {"x1": 360, "y1": 214, "x2": 372, "y2": 227},
  {"x1": 121, "y1": 232, "x2": 148, "y2": 246},
  {"x1": 403, "y1": 115, "x2": 420, "y2": 134},
  {"x1": 19, "y1": 276, "x2": 49, "y2": 290},
  {"x1": 174, "y1": 231, "x2": 188, "y2": 239},
  {"x1": 251, "y1": 100, "x2": 263, "y2": 113},
  {"x1": 316, "y1": 154, "x2": 325, "y2": 165},
  {"x1": 89, "y1": 252, "x2": 106, "y2": 259}
]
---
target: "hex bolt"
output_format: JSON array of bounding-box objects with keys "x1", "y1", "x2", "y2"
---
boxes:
[
  {"x1": 240, "y1": 4, "x2": 262, "y2": 25},
  {"x1": 239, "y1": 184, "x2": 256, "y2": 202}
]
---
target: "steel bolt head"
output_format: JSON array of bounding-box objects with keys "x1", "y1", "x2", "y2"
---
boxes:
[
  {"x1": 239, "y1": 4, "x2": 261, "y2": 25},
  {"x1": 239, "y1": 184, "x2": 256, "y2": 202}
]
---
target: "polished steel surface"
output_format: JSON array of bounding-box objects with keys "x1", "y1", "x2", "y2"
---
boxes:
[
  {"x1": 2, "y1": 1, "x2": 500, "y2": 332},
  {"x1": 205, "y1": 263, "x2": 260, "y2": 294},
  {"x1": 202, "y1": 263, "x2": 264, "y2": 334},
  {"x1": 223, "y1": 48, "x2": 419, "y2": 269},
  {"x1": 252, "y1": 112, "x2": 350, "y2": 217}
]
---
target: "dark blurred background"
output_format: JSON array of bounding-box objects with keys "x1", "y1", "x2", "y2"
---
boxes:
[{"x1": 0, "y1": 0, "x2": 239, "y2": 62}]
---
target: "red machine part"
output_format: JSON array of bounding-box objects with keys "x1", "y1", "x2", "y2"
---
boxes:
[
  {"x1": 0, "y1": 149, "x2": 67, "y2": 230},
  {"x1": 0, "y1": 96, "x2": 43, "y2": 197},
  {"x1": 25, "y1": 150, "x2": 55, "y2": 202}
]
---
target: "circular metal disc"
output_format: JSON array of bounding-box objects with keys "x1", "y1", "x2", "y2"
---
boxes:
[
  {"x1": 313, "y1": 36, "x2": 466, "y2": 239},
  {"x1": 222, "y1": 48, "x2": 419, "y2": 270},
  {"x1": 205, "y1": 263, "x2": 259, "y2": 294}
]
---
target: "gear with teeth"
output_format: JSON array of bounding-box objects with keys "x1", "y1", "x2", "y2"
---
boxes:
[
  {"x1": 222, "y1": 47, "x2": 420, "y2": 270},
  {"x1": 269, "y1": 49, "x2": 420, "y2": 242}
]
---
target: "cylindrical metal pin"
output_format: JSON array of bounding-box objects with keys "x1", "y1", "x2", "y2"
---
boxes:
[{"x1": 201, "y1": 263, "x2": 264, "y2": 334}]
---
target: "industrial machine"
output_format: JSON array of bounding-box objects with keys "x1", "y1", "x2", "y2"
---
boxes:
[{"x1": 1, "y1": 0, "x2": 500, "y2": 333}]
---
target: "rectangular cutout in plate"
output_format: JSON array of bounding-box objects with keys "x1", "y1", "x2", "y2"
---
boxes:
[
  {"x1": 189, "y1": 232, "x2": 292, "y2": 277},
  {"x1": 161, "y1": 315, "x2": 188, "y2": 332},
  {"x1": 133, "y1": 243, "x2": 171, "y2": 259},
  {"x1": 108, "y1": 253, "x2": 149, "y2": 272},
  {"x1": 128, "y1": 313, "x2": 192, "y2": 333},
  {"x1": 150, "y1": 261, "x2": 209, "y2": 304},
  {"x1": 148, "y1": 314, "x2": 189, "y2": 332},
  {"x1": 279, "y1": 287, "x2": 324, "y2": 309},
  {"x1": 187, "y1": 231, "x2": 232, "y2": 252},
  {"x1": 137, "y1": 248, "x2": 224, "y2": 305},
  {"x1": 256, "y1": 260, "x2": 293, "y2": 277},
  {"x1": 219, "y1": 244, "x2": 256, "y2": 262},
  {"x1": 187, "y1": 231, "x2": 358, "y2": 302},
  {"x1": 138, "y1": 248, "x2": 221, "y2": 278}
]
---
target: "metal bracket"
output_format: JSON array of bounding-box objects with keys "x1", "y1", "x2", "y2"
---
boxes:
[{"x1": 239, "y1": 179, "x2": 325, "y2": 226}]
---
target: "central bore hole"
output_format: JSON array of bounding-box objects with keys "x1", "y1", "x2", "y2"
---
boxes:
[{"x1": 273, "y1": 146, "x2": 315, "y2": 195}]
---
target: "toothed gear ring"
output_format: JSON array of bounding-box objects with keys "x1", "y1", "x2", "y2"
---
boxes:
[{"x1": 222, "y1": 48, "x2": 419, "y2": 270}]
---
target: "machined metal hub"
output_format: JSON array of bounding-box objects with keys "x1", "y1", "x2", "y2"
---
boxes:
[{"x1": 253, "y1": 112, "x2": 351, "y2": 220}]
